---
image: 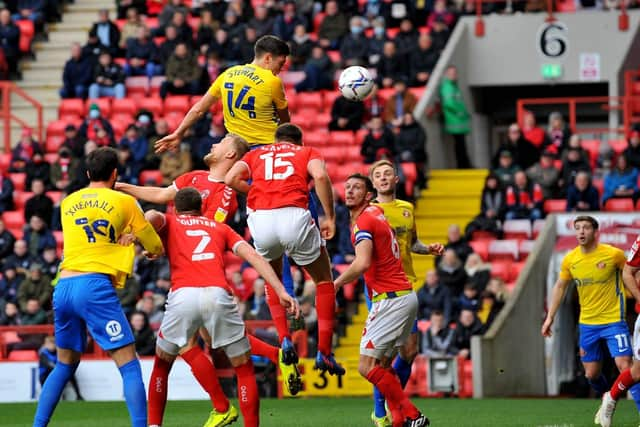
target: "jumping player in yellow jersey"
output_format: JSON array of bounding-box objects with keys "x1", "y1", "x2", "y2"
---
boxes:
[
  {"x1": 33, "y1": 147, "x2": 164, "y2": 427},
  {"x1": 154, "y1": 34, "x2": 290, "y2": 150},
  {"x1": 368, "y1": 160, "x2": 444, "y2": 427},
  {"x1": 542, "y1": 215, "x2": 640, "y2": 415}
]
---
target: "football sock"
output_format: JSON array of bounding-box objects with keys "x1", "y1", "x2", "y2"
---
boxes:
[
  {"x1": 316, "y1": 281, "x2": 335, "y2": 355},
  {"x1": 148, "y1": 356, "x2": 172, "y2": 427},
  {"x1": 281, "y1": 256, "x2": 295, "y2": 297},
  {"x1": 366, "y1": 366, "x2": 419, "y2": 421},
  {"x1": 393, "y1": 356, "x2": 413, "y2": 389},
  {"x1": 248, "y1": 334, "x2": 279, "y2": 364},
  {"x1": 181, "y1": 346, "x2": 229, "y2": 413},
  {"x1": 234, "y1": 360, "x2": 260, "y2": 427},
  {"x1": 373, "y1": 386, "x2": 387, "y2": 418},
  {"x1": 265, "y1": 282, "x2": 291, "y2": 343},
  {"x1": 33, "y1": 361, "x2": 77, "y2": 427},
  {"x1": 588, "y1": 373, "x2": 609, "y2": 396},
  {"x1": 119, "y1": 358, "x2": 147, "y2": 427},
  {"x1": 611, "y1": 369, "x2": 634, "y2": 400}
]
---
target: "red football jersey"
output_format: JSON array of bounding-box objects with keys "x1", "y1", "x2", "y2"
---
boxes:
[
  {"x1": 351, "y1": 205, "x2": 412, "y2": 295},
  {"x1": 627, "y1": 235, "x2": 640, "y2": 268},
  {"x1": 161, "y1": 213, "x2": 245, "y2": 291},
  {"x1": 240, "y1": 142, "x2": 322, "y2": 210},
  {"x1": 172, "y1": 170, "x2": 237, "y2": 223}
]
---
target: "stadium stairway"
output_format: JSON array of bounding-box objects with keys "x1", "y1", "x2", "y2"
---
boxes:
[
  {"x1": 8, "y1": 0, "x2": 115, "y2": 142},
  {"x1": 335, "y1": 169, "x2": 487, "y2": 361}
]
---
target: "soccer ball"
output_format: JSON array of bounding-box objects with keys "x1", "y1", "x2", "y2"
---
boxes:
[{"x1": 338, "y1": 66, "x2": 374, "y2": 102}]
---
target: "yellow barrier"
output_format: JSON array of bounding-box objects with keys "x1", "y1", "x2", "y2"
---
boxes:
[{"x1": 280, "y1": 358, "x2": 372, "y2": 397}]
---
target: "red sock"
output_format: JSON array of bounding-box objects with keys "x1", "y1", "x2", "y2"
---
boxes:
[
  {"x1": 234, "y1": 360, "x2": 260, "y2": 427},
  {"x1": 181, "y1": 346, "x2": 229, "y2": 413},
  {"x1": 366, "y1": 366, "x2": 419, "y2": 422},
  {"x1": 611, "y1": 369, "x2": 635, "y2": 400},
  {"x1": 148, "y1": 356, "x2": 172, "y2": 426},
  {"x1": 316, "y1": 281, "x2": 335, "y2": 355},
  {"x1": 265, "y1": 282, "x2": 290, "y2": 343},
  {"x1": 248, "y1": 334, "x2": 279, "y2": 364}
]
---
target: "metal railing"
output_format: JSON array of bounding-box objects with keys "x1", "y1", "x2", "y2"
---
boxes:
[{"x1": 0, "y1": 81, "x2": 43, "y2": 153}]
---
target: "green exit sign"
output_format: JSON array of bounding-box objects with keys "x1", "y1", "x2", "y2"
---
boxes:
[{"x1": 541, "y1": 63, "x2": 563, "y2": 80}]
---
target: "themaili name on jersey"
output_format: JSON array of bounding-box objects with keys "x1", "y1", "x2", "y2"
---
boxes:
[{"x1": 63, "y1": 197, "x2": 116, "y2": 217}]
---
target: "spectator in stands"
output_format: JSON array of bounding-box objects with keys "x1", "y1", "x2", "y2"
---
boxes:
[
  {"x1": 383, "y1": 78, "x2": 417, "y2": 128},
  {"x1": 0, "y1": 219, "x2": 16, "y2": 259},
  {"x1": 25, "y1": 152, "x2": 50, "y2": 191},
  {"x1": 464, "y1": 253, "x2": 491, "y2": 292},
  {"x1": 486, "y1": 277, "x2": 509, "y2": 303},
  {"x1": 129, "y1": 310, "x2": 156, "y2": 355},
  {"x1": 159, "y1": 143, "x2": 192, "y2": 185},
  {"x1": 289, "y1": 24, "x2": 314, "y2": 71},
  {"x1": 436, "y1": 248, "x2": 467, "y2": 298},
  {"x1": 119, "y1": 7, "x2": 145, "y2": 51},
  {"x1": 493, "y1": 151, "x2": 520, "y2": 188},
  {"x1": 340, "y1": 15, "x2": 368, "y2": 67},
  {"x1": 560, "y1": 134, "x2": 589, "y2": 166},
  {"x1": 66, "y1": 140, "x2": 97, "y2": 193},
  {"x1": 88, "y1": 51, "x2": 126, "y2": 99},
  {"x1": 116, "y1": 143, "x2": 139, "y2": 185},
  {"x1": 375, "y1": 41, "x2": 407, "y2": 88},
  {"x1": 160, "y1": 42, "x2": 202, "y2": 98},
  {"x1": 4, "y1": 240, "x2": 33, "y2": 278},
  {"x1": 566, "y1": 171, "x2": 600, "y2": 212},
  {"x1": 82, "y1": 30, "x2": 107, "y2": 69},
  {"x1": 195, "y1": 10, "x2": 218, "y2": 55},
  {"x1": 89, "y1": 9, "x2": 120, "y2": 57},
  {"x1": 207, "y1": 28, "x2": 240, "y2": 66},
  {"x1": 0, "y1": 171, "x2": 14, "y2": 213},
  {"x1": 544, "y1": 111, "x2": 571, "y2": 154},
  {"x1": 422, "y1": 310, "x2": 457, "y2": 357},
  {"x1": 427, "y1": 0, "x2": 455, "y2": 29},
  {"x1": 360, "y1": 116, "x2": 395, "y2": 163},
  {"x1": 0, "y1": 266, "x2": 20, "y2": 306},
  {"x1": 365, "y1": 17, "x2": 387, "y2": 66},
  {"x1": 442, "y1": 224, "x2": 473, "y2": 264},
  {"x1": 329, "y1": 94, "x2": 365, "y2": 131},
  {"x1": 559, "y1": 146, "x2": 591, "y2": 190},
  {"x1": 624, "y1": 129, "x2": 640, "y2": 170},
  {"x1": 146, "y1": 119, "x2": 169, "y2": 168},
  {"x1": 526, "y1": 150, "x2": 560, "y2": 199},
  {"x1": 221, "y1": 9, "x2": 245, "y2": 45},
  {"x1": 10, "y1": 128, "x2": 43, "y2": 173},
  {"x1": 395, "y1": 112, "x2": 427, "y2": 186},
  {"x1": 78, "y1": 104, "x2": 115, "y2": 145},
  {"x1": 440, "y1": 65, "x2": 471, "y2": 169},
  {"x1": 458, "y1": 282, "x2": 480, "y2": 312},
  {"x1": 248, "y1": 5, "x2": 273, "y2": 38},
  {"x1": 477, "y1": 291, "x2": 504, "y2": 331},
  {"x1": 521, "y1": 110, "x2": 545, "y2": 148},
  {"x1": 61, "y1": 124, "x2": 86, "y2": 159},
  {"x1": 294, "y1": 45, "x2": 334, "y2": 92},
  {"x1": 492, "y1": 123, "x2": 540, "y2": 171},
  {"x1": 158, "y1": 25, "x2": 179, "y2": 67},
  {"x1": 273, "y1": 0, "x2": 306, "y2": 42},
  {"x1": 505, "y1": 171, "x2": 544, "y2": 221},
  {"x1": 16, "y1": 263, "x2": 51, "y2": 312},
  {"x1": 0, "y1": 301, "x2": 19, "y2": 325},
  {"x1": 124, "y1": 26, "x2": 162, "y2": 79},
  {"x1": 118, "y1": 124, "x2": 148, "y2": 172},
  {"x1": 20, "y1": 298, "x2": 47, "y2": 324},
  {"x1": 156, "y1": 0, "x2": 188, "y2": 36},
  {"x1": 465, "y1": 173, "x2": 504, "y2": 239},
  {"x1": 318, "y1": 0, "x2": 348, "y2": 50},
  {"x1": 23, "y1": 215, "x2": 56, "y2": 257},
  {"x1": 0, "y1": 10, "x2": 20, "y2": 79},
  {"x1": 50, "y1": 146, "x2": 78, "y2": 192},
  {"x1": 363, "y1": 83, "x2": 385, "y2": 121},
  {"x1": 24, "y1": 180, "x2": 53, "y2": 226},
  {"x1": 238, "y1": 26, "x2": 259, "y2": 64},
  {"x1": 202, "y1": 0, "x2": 229, "y2": 22},
  {"x1": 409, "y1": 34, "x2": 438, "y2": 87},
  {"x1": 602, "y1": 154, "x2": 639, "y2": 205},
  {"x1": 417, "y1": 269, "x2": 452, "y2": 323},
  {"x1": 453, "y1": 309, "x2": 483, "y2": 359},
  {"x1": 394, "y1": 18, "x2": 419, "y2": 59},
  {"x1": 169, "y1": 10, "x2": 194, "y2": 46},
  {"x1": 430, "y1": 17, "x2": 451, "y2": 54},
  {"x1": 39, "y1": 246, "x2": 59, "y2": 278},
  {"x1": 59, "y1": 43, "x2": 93, "y2": 99},
  {"x1": 12, "y1": 0, "x2": 44, "y2": 26}
]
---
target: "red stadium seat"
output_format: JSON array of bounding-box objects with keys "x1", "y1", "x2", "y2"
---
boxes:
[
  {"x1": 8, "y1": 350, "x2": 38, "y2": 361},
  {"x1": 313, "y1": 12, "x2": 326, "y2": 32},
  {"x1": 241, "y1": 267, "x2": 260, "y2": 291},
  {"x1": 46, "y1": 120, "x2": 69, "y2": 138},
  {"x1": 502, "y1": 219, "x2": 531, "y2": 240},
  {"x1": 344, "y1": 146, "x2": 361, "y2": 162},
  {"x1": 139, "y1": 170, "x2": 163, "y2": 185},
  {"x1": 111, "y1": 120, "x2": 127, "y2": 140},
  {"x1": 333, "y1": 180, "x2": 346, "y2": 202},
  {"x1": 488, "y1": 239, "x2": 519, "y2": 261},
  {"x1": 532, "y1": 219, "x2": 545, "y2": 239},
  {"x1": 9, "y1": 173, "x2": 26, "y2": 191},
  {"x1": 326, "y1": 50, "x2": 341, "y2": 64},
  {"x1": 469, "y1": 240, "x2": 490, "y2": 262},
  {"x1": 329, "y1": 131, "x2": 354, "y2": 146},
  {"x1": 377, "y1": 88, "x2": 394, "y2": 104},
  {"x1": 47, "y1": 191, "x2": 63, "y2": 204},
  {"x1": 592, "y1": 178, "x2": 604, "y2": 197},
  {"x1": 322, "y1": 90, "x2": 340, "y2": 112},
  {"x1": 510, "y1": 260, "x2": 527, "y2": 282},
  {"x1": 304, "y1": 131, "x2": 328, "y2": 148},
  {"x1": 489, "y1": 259, "x2": 512, "y2": 282},
  {"x1": 13, "y1": 191, "x2": 33, "y2": 210},
  {"x1": 111, "y1": 113, "x2": 135, "y2": 127},
  {"x1": 2, "y1": 210, "x2": 24, "y2": 230},
  {"x1": 115, "y1": 18, "x2": 125, "y2": 31},
  {"x1": 111, "y1": 99, "x2": 137, "y2": 117},
  {"x1": 543, "y1": 199, "x2": 567, "y2": 213},
  {"x1": 322, "y1": 146, "x2": 346, "y2": 164},
  {"x1": 400, "y1": 162, "x2": 417, "y2": 184},
  {"x1": 86, "y1": 98, "x2": 112, "y2": 118},
  {"x1": 164, "y1": 95, "x2": 191, "y2": 116},
  {"x1": 519, "y1": 239, "x2": 536, "y2": 260},
  {"x1": 386, "y1": 28, "x2": 400, "y2": 39},
  {"x1": 15, "y1": 19, "x2": 33, "y2": 54},
  {"x1": 58, "y1": 99, "x2": 84, "y2": 119},
  {"x1": 125, "y1": 76, "x2": 149, "y2": 96},
  {"x1": 186, "y1": 15, "x2": 200, "y2": 31},
  {"x1": 580, "y1": 139, "x2": 600, "y2": 168},
  {"x1": 53, "y1": 230, "x2": 63, "y2": 246},
  {"x1": 605, "y1": 198, "x2": 635, "y2": 212},
  {"x1": 609, "y1": 139, "x2": 628, "y2": 154},
  {"x1": 45, "y1": 136, "x2": 65, "y2": 153},
  {"x1": 149, "y1": 76, "x2": 166, "y2": 96},
  {"x1": 355, "y1": 129, "x2": 368, "y2": 145},
  {"x1": 296, "y1": 92, "x2": 323, "y2": 111},
  {"x1": 311, "y1": 112, "x2": 332, "y2": 130},
  {"x1": 0, "y1": 153, "x2": 10, "y2": 170},
  {"x1": 408, "y1": 86, "x2": 425, "y2": 100}
]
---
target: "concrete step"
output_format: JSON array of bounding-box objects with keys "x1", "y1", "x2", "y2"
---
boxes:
[
  {"x1": 47, "y1": 30, "x2": 88, "y2": 44},
  {"x1": 17, "y1": 80, "x2": 62, "y2": 91},
  {"x1": 49, "y1": 22, "x2": 92, "y2": 32},
  {"x1": 22, "y1": 59, "x2": 67, "y2": 70},
  {"x1": 64, "y1": 4, "x2": 114, "y2": 13},
  {"x1": 21, "y1": 69, "x2": 61, "y2": 85}
]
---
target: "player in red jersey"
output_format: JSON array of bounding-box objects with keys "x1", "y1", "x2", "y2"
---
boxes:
[
  {"x1": 334, "y1": 174, "x2": 430, "y2": 427},
  {"x1": 144, "y1": 187, "x2": 299, "y2": 427},
  {"x1": 225, "y1": 123, "x2": 344, "y2": 375}
]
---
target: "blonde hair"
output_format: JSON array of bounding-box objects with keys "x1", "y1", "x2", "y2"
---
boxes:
[
  {"x1": 369, "y1": 160, "x2": 396, "y2": 178},
  {"x1": 227, "y1": 133, "x2": 250, "y2": 158}
]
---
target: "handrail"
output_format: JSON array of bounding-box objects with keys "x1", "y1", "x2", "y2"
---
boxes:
[{"x1": 0, "y1": 81, "x2": 43, "y2": 153}]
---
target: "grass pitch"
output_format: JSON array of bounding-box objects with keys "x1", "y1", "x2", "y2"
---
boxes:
[{"x1": 1, "y1": 397, "x2": 638, "y2": 426}]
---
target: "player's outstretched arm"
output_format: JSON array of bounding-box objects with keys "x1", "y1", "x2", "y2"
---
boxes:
[
  {"x1": 126, "y1": 200, "x2": 164, "y2": 257},
  {"x1": 541, "y1": 277, "x2": 570, "y2": 337},
  {"x1": 115, "y1": 182, "x2": 177, "y2": 205},
  {"x1": 235, "y1": 241, "x2": 300, "y2": 318},
  {"x1": 622, "y1": 264, "x2": 640, "y2": 304},
  {"x1": 225, "y1": 161, "x2": 251, "y2": 195},
  {"x1": 334, "y1": 239, "x2": 373, "y2": 290},
  {"x1": 155, "y1": 93, "x2": 218, "y2": 153},
  {"x1": 411, "y1": 229, "x2": 444, "y2": 256},
  {"x1": 308, "y1": 159, "x2": 335, "y2": 240}
]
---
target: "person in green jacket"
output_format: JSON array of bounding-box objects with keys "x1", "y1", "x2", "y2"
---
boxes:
[{"x1": 440, "y1": 65, "x2": 471, "y2": 168}]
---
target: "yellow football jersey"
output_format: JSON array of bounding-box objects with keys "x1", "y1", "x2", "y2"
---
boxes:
[
  {"x1": 60, "y1": 188, "x2": 163, "y2": 287},
  {"x1": 208, "y1": 63, "x2": 288, "y2": 146},
  {"x1": 373, "y1": 199, "x2": 419, "y2": 288},
  {"x1": 559, "y1": 243, "x2": 627, "y2": 325}
]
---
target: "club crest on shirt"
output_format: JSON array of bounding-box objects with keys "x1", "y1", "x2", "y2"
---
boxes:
[
  {"x1": 402, "y1": 209, "x2": 410, "y2": 218},
  {"x1": 200, "y1": 189, "x2": 210, "y2": 200},
  {"x1": 597, "y1": 262, "x2": 606, "y2": 269}
]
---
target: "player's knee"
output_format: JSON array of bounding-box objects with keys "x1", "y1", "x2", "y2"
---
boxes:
[
  {"x1": 229, "y1": 352, "x2": 251, "y2": 368},
  {"x1": 358, "y1": 357, "x2": 376, "y2": 378},
  {"x1": 631, "y1": 363, "x2": 640, "y2": 381}
]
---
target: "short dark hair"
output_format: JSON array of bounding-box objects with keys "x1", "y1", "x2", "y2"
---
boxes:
[
  {"x1": 86, "y1": 147, "x2": 118, "y2": 182},
  {"x1": 254, "y1": 35, "x2": 290, "y2": 58},
  {"x1": 574, "y1": 215, "x2": 599, "y2": 230},
  {"x1": 275, "y1": 123, "x2": 303, "y2": 145},
  {"x1": 174, "y1": 187, "x2": 202, "y2": 214},
  {"x1": 347, "y1": 173, "x2": 375, "y2": 193}
]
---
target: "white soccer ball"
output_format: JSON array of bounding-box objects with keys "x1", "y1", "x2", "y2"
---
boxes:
[{"x1": 338, "y1": 66, "x2": 374, "y2": 102}]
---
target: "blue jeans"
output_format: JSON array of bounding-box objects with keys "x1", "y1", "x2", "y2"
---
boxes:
[
  {"x1": 124, "y1": 62, "x2": 163, "y2": 79},
  {"x1": 59, "y1": 84, "x2": 87, "y2": 99},
  {"x1": 88, "y1": 83, "x2": 126, "y2": 99}
]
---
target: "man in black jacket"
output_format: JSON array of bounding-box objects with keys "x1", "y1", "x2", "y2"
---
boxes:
[
  {"x1": 409, "y1": 34, "x2": 439, "y2": 87},
  {"x1": 0, "y1": 10, "x2": 20, "y2": 78},
  {"x1": 329, "y1": 95, "x2": 364, "y2": 132},
  {"x1": 89, "y1": 10, "x2": 120, "y2": 57},
  {"x1": 417, "y1": 270, "x2": 453, "y2": 323},
  {"x1": 87, "y1": 51, "x2": 126, "y2": 99},
  {"x1": 59, "y1": 43, "x2": 93, "y2": 99}
]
